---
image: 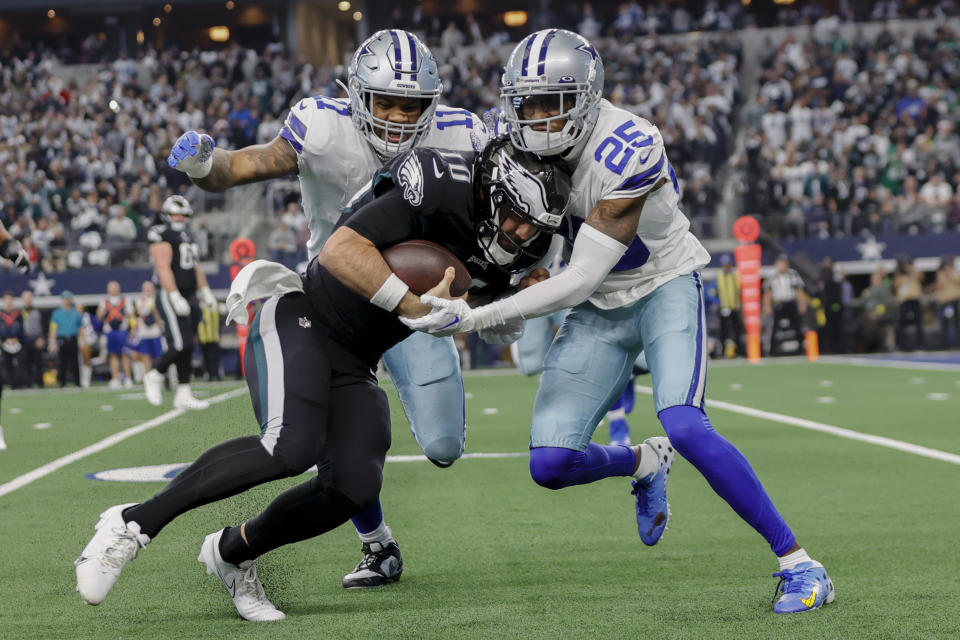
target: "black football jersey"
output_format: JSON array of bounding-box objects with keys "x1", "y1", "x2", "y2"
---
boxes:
[
  {"x1": 303, "y1": 147, "x2": 515, "y2": 365},
  {"x1": 147, "y1": 224, "x2": 200, "y2": 298}
]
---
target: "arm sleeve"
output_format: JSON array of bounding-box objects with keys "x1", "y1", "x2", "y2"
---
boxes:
[{"x1": 473, "y1": 225, "x2": 628, "y2": 327}]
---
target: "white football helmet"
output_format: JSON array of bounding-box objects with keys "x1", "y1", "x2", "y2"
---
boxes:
[
  {"x1": 500, "y1": 29, "x2": 604, "y2": 156},
  {"x1": 345, "y1": 29, "x2": 442, "y2": 158}
]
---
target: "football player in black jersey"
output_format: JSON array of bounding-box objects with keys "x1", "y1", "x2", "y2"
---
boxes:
[
  {"x1": 142, "y1": 195, "x2": 219, "y2": 409},
  {"x1": 74, "y1": 138, "x2": 571, "y2": 621}
]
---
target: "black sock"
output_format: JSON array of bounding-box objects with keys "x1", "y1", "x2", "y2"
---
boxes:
[{"x1": 218, "y1": 525, "x2": 249, "y2": 566}]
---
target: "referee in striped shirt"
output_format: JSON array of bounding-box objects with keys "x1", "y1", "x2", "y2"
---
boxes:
[{"x1": 764, "y1": 254, "x2": 806, "y2": 355}]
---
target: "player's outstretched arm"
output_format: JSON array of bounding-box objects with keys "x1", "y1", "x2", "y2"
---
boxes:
[
  {"x1": 416, "y1": 181, "x2": 665, "y2": 336},
  {"x1": 168, "y1": 133, "x2": 298, "y2": 192}
]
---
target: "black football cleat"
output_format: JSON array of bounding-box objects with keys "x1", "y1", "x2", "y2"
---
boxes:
[{"x1": 342, "y1": 541, "x2": 403, "y2": 589}]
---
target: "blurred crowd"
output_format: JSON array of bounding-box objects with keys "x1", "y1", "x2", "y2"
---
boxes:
[
  {"x1": 0, "y1": 0, "x2": 958, "y2": 338},
  {"x1": 737, "y1": 23, "x2": 960, "y2": 239},
  {"x1": 0, "y1": 283, "x2": 225, "y2": 389}
]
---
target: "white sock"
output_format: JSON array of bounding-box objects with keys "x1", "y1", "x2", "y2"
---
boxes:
[
  {"x1": 132, "y1": 361, "x2": 145, "y2": 383},
  {"x1": 778, "y1": 548, "x2": 819, "y2": 571},
  {"x1": 0, "y1": 426, "x2": 7, "y2": 451},
  {"x1": 358, "y1": 521, "x2": 394, "y2": 545},
  {"x1": 632, "y1": 442, "x2": 659, "y2": 480}
]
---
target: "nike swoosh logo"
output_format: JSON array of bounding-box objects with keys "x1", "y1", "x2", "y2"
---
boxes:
[
  {"x1": 226, "y1": 577, "x2": 237, "y2": 597},
  {"x1": 800, "y1": 588, "x2": 817, "y2": 607},
  {"x1": 440, "y1": 316, "x2": 459, "y2": 330},
  {"x1": 433, "y1": 158, "x2": 444, "y2": 179}
]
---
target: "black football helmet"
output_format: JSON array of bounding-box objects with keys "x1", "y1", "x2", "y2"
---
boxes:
[
  {"x1": 160, "y1": 195, "x2": 193, "y2": 230},
  {"x1": 472, "y1": 136, "x2": 571, "y2": 273}
]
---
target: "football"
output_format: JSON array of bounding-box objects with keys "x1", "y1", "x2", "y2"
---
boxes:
[{"x1": 382, "y1": 239, "x2": 472, "y2": 297}]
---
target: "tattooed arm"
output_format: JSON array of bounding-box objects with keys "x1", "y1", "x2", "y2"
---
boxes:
[
  {"x1": 191, "y1": 136, "x2": 299, "y2": 192},
  {"x1": 583, "y1": 177, "x2": 664, "y2": 244}
]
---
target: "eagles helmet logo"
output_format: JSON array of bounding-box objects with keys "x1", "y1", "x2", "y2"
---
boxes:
[
  {"x1": 497, "y1": 150, "x2": 562, "y2": 228},
  {"x1": 398, "y1": 152, "x2": 424, "y2": 207}
]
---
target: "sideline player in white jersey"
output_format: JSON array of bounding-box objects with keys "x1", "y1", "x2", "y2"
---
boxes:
[
  {"x1": 167, "y1": 29, "x2": 489, "y2": 589},
  {"x1": 407, "y1": 29, "x2": 834, "y2": 614}
]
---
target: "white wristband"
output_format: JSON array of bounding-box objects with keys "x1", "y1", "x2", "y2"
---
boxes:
[
  {"x1": 370, "y1": 273, "x2": 410, "y2": 312},
  {"x1": 185, "y1": 155, "x2": 213, "y2": 179}
]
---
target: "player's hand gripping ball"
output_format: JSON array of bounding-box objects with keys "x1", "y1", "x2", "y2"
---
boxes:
[{"x1": 382, "y1": 240, "x2": 472, "y2": 297}]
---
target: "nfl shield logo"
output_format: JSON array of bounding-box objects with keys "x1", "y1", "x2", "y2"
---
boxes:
[{"x1": 298, "y1": 316, "x2": 312, "y2": 328}]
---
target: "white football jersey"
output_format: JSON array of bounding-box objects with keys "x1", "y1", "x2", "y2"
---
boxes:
[
  {"x1": 560, "y1": 100, "x2": 711, "y2": 309},
  {"x1": 281, "y1": 96, "x2": 489, "y2": 258}
]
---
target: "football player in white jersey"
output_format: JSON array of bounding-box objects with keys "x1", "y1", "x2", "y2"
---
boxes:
[
  {"x1": 167, "y1": 29, "x2": 488, "y2": 589},
  {"x1": 408, "y1": 29, "x2": 834, "y2": 614}
]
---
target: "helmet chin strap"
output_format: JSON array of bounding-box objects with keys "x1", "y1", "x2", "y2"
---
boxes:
[
  {"x1": 169, "y1": 221, "x2": 186, "y2": 231},
  {"x1": 484, "y1": 234, "x2": 519, "y2": 266}
]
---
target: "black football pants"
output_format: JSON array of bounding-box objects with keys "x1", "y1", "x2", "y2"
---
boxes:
[{"x1": 125, "y1": 293, "x2": 391, "y2": 562}]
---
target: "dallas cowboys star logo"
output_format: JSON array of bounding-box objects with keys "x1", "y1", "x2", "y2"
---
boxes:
[
  {"x1": 28, "y1": 272, "x2": 55, "y2": 296},
  {"x1": 856, "y1": 236, "x2": 886, "y2": 260}
]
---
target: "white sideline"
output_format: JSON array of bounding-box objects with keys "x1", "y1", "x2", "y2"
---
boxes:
[
  {"x1": 0, "y1": 387, "x2": 248, "y2": 499},
  {"x1": 636, "y1": 385, "x2": 960, "y2": 466}
]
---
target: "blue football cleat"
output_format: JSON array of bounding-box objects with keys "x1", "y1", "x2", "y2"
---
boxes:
[
  {"x1": 631, "y1": 436, "x2": 674, "y2": 545},
  {"x1": 771, "y1": 561, "x2": 835, "y2": 613},
  {"x1": 609, "y1": 418, "x2": 632, "y2": 446}
]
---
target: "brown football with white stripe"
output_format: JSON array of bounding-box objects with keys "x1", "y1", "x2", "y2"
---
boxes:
[{"x1": 382, "y1": 240, "x2": 471, "y2": 297}]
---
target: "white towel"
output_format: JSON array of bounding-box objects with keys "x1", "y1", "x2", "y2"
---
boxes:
[{"x1": 225, "y1": 259, "x2": 304, "y2": 326}]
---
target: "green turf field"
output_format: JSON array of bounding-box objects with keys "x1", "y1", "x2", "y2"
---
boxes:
[{"x1": 1, "y1": 359, "x2": 958, "y2": 639}]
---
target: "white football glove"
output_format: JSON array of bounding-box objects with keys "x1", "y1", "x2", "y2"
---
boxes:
[
  {"x1": 167, "y1": 131, "x2": 216, "y2": 179},
  {"x1": 478, "y1": 321, "x2": 524, "y2": 346},
  {"x1": 168, "y1": 290, "x2": 191, "y2": 316},
  {"x1": 198, "y1": 286, "x2": 217, "y2": 310},
  {"x1": 0, "y1": 238, "x2": 29, "y2": 274},
  {"x1": 399, "y1": 297, "x2": 475, "y2": 336}
]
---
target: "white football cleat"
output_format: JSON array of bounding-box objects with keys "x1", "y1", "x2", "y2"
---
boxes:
[
  {"x1": 123, "y1": 377, "x2": 134, "y2": 389},
  {"x1": 198, "y1": 529, "x2": 285, "y2": 622},
  {"x1": 174, "y1": 385, "x2": 209, "y2": 410},
  {"x1": 143, "y1": 369, "x2": 164, "y2": 406},
  {"x1": 75, "y1": 503, "x2": 150, "y2": 605},
  {"x1": 108, "y1": 378, "x2": 122, "y2": 389},
  {"x1": 0, "y1": 426, "x2": 7, "y2": 451}
]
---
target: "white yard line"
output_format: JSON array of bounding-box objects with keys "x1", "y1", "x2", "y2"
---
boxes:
[
  {"x1": 0, "y1": 387, "x2": 248, "y2": 498},
  {"x1": 636, "y1": 385, "x2": 960, "y2": 466},
  {"x1": 819, "y1": 355, "x2": 960, "y2": 372}
]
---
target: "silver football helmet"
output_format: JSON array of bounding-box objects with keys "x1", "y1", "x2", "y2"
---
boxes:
[
  {"x1": 346, "y1": 29, "x2": 442, "y2": 158},
  {"x1": 500, "y1": 29, "x2": 604, "y2": 156}
]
